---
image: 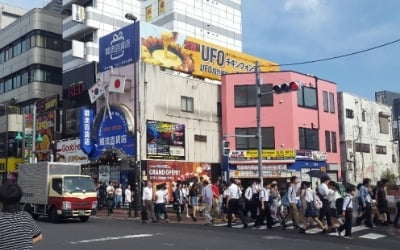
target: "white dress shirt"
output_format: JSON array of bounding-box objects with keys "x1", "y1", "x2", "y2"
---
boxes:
[
  {"x1": 142, "y1": 186, "x2": 153, "y2": 201},
  {"x1": 227, "y1": 183, "x2": 241, "y2": 199}
]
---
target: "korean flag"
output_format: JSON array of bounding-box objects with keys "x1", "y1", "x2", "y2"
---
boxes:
[
  {"x1": 108, "y1": 75, "x2": 126, "y2": 93},
  {"x1": 88, "y1": 81, "x2": 105, "y2": 103}
]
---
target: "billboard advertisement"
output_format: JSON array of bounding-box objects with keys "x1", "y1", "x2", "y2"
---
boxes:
[
  {"x1": 56, "y1": 138, "x2": 89, "y2": 163},
  {"x1": 146, "y1": 120, "x2": 185, "y2": 160},
  {"x1": 99, "y1": 22, "x2": 140, "y2": 72},
  {"x1": 147, "y1": 160, "x2": 211, "y2": 201},
  {"x1": 140, "y1": 22, "x2": 279, "y2": 80}
]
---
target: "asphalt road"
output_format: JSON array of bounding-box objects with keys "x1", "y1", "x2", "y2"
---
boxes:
[{"x1": 34, "y1": 216, "x2": 399, "y2": 250}]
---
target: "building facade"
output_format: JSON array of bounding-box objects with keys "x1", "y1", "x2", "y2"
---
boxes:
[
  {"x1": 338, "y1": 92, "x2": 399, "y2": 184},
  {"x1": 0, "y1": 3, "x2": 27, "y2": 29},
  {"x1": 221, "y1": 71, "x2": 341, "y2": 184},
  {"x1": 0, "y1": 7, "x2": 65, "y2": 183}
]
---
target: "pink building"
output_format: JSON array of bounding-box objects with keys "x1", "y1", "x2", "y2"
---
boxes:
[{"x1": 221, "y1": 71, "x2": 341, "y2": 183}]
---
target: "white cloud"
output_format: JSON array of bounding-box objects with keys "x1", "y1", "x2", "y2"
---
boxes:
[{"x1": 283, "y1": 0, "x2": 324, "y2": 12}]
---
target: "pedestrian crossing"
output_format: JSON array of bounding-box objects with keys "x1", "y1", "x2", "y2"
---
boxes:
[{"x1": 212, "y1": 221, "x2": 387, "y2": 240}]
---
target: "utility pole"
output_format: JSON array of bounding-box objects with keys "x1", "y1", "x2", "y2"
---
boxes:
[{"x1": 255, "y1": 61, "x2": 263, "y2": 187}]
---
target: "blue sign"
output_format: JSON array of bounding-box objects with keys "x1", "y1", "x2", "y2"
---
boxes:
[
  {"x1": 287, "y1": 160, "x2": 327, "y2": 171},
  {"x1": 91, "y1": 107, "x2": 136, "y2": 158},
  {"x1": 99, "y1": 22, "x2": 140, "y2": 72},
  {"x1": 80, "y1": 108, "x2": 94, "y2": 154}
]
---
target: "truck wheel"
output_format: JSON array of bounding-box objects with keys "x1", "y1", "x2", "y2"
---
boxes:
[
  {"x1": 49, "y1": 208, "x2": 60, "y2": 223},
  {"x1": 80, "y1": 216, "x2": 89, "y2": 222}
]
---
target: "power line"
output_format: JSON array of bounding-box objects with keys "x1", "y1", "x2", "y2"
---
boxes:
[{"x1": 274, "y1": 38, "x2": 400, "y2": 66}]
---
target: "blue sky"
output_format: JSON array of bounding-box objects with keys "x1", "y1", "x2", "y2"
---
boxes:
[{"x1": 2, "y1": 0, "x2": 399, "y2": 100}]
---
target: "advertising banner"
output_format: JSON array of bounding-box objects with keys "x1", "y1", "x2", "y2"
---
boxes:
[
  {"x1": 91, "y1": 106, "x2": 136, "y2": 158},
  {"x1": 146, "y1": 120, "x2": 185, "y2": 160},
  {"x1": 140, "y1": 22, "x2": 279, "y2": 81},
  {"x1": 56, "y1": 138, "x2": 89, "y2": 163},
  {"x1": 35, "y1": 95, "x2": 59, "y2": 161},
  {"x1": 99, "y1": 22, "x2": 140, "y2": 72},
  {"x1": 229, "y1": 149, "x2": 296, "y2": 161},
  {"x1": 79, "y1": 108, "x2": 93, "y2": 154},
  {"x1": 147, "y1": 160, "x2": 211, "y2": 201}
]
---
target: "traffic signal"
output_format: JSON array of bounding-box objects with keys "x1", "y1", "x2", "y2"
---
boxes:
[
  {"x1": 272, "y1": 81, "x2": 302, "y2": 94},
  {"x1": 222, "y1": 140, "x2": 230, "y2": 156}
]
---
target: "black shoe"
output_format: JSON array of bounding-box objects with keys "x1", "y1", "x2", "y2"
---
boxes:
[
  {"x1": 225, "y1": 224, "x2": 232, "y2": 228},
  {"x1": 298, "y1": 228, "x2": 306, "y2": 234},
  {"x1": 320, "y1": 229, "x2": 327, "y2": 234},
  {"x1": 242, "y1": 224, "x2": 248, "y2": 229}
]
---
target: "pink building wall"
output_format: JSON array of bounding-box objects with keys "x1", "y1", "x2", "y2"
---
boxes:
[{"x1": 221, "y1": 71, "x2": 340, "y2": 166}]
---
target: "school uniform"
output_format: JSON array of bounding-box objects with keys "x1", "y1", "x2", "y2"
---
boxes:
[
  {"x1": 304, "y1": 188, "x2": 318, "y2": 218},
  {"x1": 338, "y1": 194, "x2": 353, "y2": 238},
  {"x1": 255, "y1": 187, "x2": 273, "y2": 228}
]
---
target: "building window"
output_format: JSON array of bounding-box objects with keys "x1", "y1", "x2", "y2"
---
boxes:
[
  {"x1": 346, "y1": 109, "x2": 354, "y2": 119},
  {"x1": 298, "y1": 86, "x2": 317, "y2": 109},
  {"x1": 146, "y1": 5, "x2": 152, "y2": 22},
  {"x1": 376, "y1": 145, "x2": 387, "y2": 155},
  {"x1": 332, "y1": 131, "x2": 337, "y2": 152},
  {"x1": 235, "y1": 127, "x2": 275, "y2": 150},
  {"x1": 325, "y1": 130, "x2": 331, "y2": 152},
  {"x1": 323, "y1": 91, "x2": 329, "y2": 112},
  {"x1": 234, "y1": 84, "x2": 273, "y2": 107},
  {"x1": 181, "y1": 96, "x2": 194, "y2": 112},
  {"x1": 299, "y1": 127, "x2": 319, "y2": 150},
  {"x1": 355, "y1": 142, "x2": 370, "y2": 153},
  {"x1": 217, "y1": 102, "x2": 221, "y2": 117},
  {"x1": 378, "y1": 113, "x2": 389, "y2": 134},
  {"x1": 362, "y1": 111, "x2": 366, "y2": 121},
  {"x1": 158, "y1": 0, "x2": 165, "y2": 15},
  {"x1": 329, "y1": 92, "x2": 335, "y2": 113}
]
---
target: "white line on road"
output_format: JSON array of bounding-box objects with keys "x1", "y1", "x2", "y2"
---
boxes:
[
  {"x1": 359, "y1": 233, "x2": 386, "y2": 240},
  {"x1": 69, "y1": 234, "x2": 155, "y2": 244}
]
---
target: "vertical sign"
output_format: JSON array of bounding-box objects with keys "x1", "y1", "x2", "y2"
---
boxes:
[{"x1": 80, "y1": 108, "x2": 94, "y2": 154}]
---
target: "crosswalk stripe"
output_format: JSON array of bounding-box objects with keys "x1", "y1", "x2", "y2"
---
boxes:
[
  {"x1": 328, "y1": 225, "x2": 368, "y2": 236},
  {"x1": 305, "y1": 228, "x2": 321, "y2": 234},
  {"x1": 359, "y1": 233, "x2": 386, "y2": 240}
]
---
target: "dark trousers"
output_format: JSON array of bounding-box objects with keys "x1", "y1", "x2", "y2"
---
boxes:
[
  {"x1": 394, "y1": 201, "x2": 400, "y2": 227},
  {"x1": 175, "y1": 204, "x2": 184, "y2": 221},
  {"x1": 227, "y1": 199, "x2": 247, "y2": 226},
  {"x1": 155, "y1": 203, "x2": 168, "y2": 221},
  {"x1": 250, "y1": 195, "x2": 259, "y2": 219},
  {"x1": 338, "y1": 209, "x2": 353, "y2": 236},
  {"x1": 256, "y1": 202, "x2": 273, "y2": 228},
  {"x1": 319, "y1": 199, "x2": 332, "y2": 227},
  {"x1": 357, "y1": 202, "x2": 372, "y2": 226},
  {"x1": 243, "y1": 199, "x2": 252, "y2": 218}
]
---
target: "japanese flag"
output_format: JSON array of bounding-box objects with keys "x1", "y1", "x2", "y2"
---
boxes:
[
  {"x1": 88, "y1": 81, "x2": 105, "y2": 103},
  {"x1": 108, "y1": 75, "x2": 126, "y2": 93}
]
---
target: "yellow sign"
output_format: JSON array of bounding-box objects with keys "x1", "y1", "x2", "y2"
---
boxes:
[
  {"x1": 145, "y1": 6, "x2": 152, "y2": 22},
  {"x1": 230, "y1": 149, "x2": 296, "y2": 160},
  {"x1": 158, "y1": 0, "x2": 165, "y2": 15},
  {"x1": 140, "y1": 22, "x2": 279, "y2": 81}
]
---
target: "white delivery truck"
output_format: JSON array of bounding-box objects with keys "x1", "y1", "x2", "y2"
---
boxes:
[{"x1": 18, "y1": 162, "x2": 97, "y2": 222}]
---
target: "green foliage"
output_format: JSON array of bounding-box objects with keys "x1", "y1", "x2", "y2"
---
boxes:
[{"x1": 380, "y1": 169, "x2": 397, "y2": 187}]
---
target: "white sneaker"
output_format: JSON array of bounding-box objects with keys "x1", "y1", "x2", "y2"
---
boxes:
[{"x1": 343, "y1": 236, "x2": 353, "y2": 240}]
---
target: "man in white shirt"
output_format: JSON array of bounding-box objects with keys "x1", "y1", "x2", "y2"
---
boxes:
[
  {"x1": 142, "y1": 181, "x2": 156, "y2": 223},
  {"x1": 318, "y1": 176, "x2": 334, "y2": 232},
  {"x1": 255, "y1": 183, "x2": 273, "y2": 228},
  {"x1": 125, "y1": 184, "x2": 132, "y2": 215},
  {"x1": 282, "y1": 176, "x2": 300, "y2": 229},
  {"x1": 106, "y1": 181, "x2": 115, "y2": 214},
  {"x1": 243, "y1": 184, "x2": 253, "y2": 219},
  {"x1": 226, "y1": 178, "x2": 247, "y2": 228}
]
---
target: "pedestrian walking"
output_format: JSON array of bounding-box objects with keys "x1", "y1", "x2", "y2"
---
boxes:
[
  {"x1": 394, "y1": 194, "x2": 400, "y2": 229},
  {"x1": 281, "y1": 176, "x2": 300, "y2": 230},
  {"x1": 212, "y1": 180, "x2": 222, "y2": 219},
  {"x1": 337, "y1": 185, "x2": 356, "y2": 239},
  {"x1": 114, "y1": 183, "x2": 123, "y2": 209},
  {"x1": 202, "y1": 180, "x2": 214, "y2": 225},
  {"x1": 255, "y1": 182, "x2": 274, "y2": 229},
  {"x1": 106, "y1": 181, "x2": 115, "y2": 214},
  {"x1": 154, "y1": 183, "x2": 169, "y2": 222},
  {"x1": 225, "y1": 178, "x2": 247, "y2": 228},
  {"x1": 318, "y1": 176, "x2": 334, "y2": 233},
  {"x1": 356, "y1": 178, "x2": 374, "y2": 228},
  {"x1": 298, "y1": 181, "x2": 324, "y2": 233},
  {"x1": 0, "y1": 183, "x2": 43, "y2": 249},
  {"x1": 142, "y1": 181, "x2": 156, "y2": 223},
  {"x1": 173, "y1": 181, "x2": 185, "y2": 222},
  {"x1": 125, "y1": 184, "x2": 133, "y2": 212}
]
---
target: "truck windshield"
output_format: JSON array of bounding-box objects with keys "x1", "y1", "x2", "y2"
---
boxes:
[{"x1": 63, "y1": 176, "x2": 96, "y2": 193}]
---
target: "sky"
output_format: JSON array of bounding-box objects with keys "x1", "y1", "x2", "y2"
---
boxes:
[{"x1": 1, "y1": 0, "x2": 399, "y2": 100}]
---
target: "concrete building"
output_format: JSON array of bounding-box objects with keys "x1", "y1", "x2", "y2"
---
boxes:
[
  {"x1": 0, "y1": 6, "x2": 65, "y2": 183},
  {"x1": 61, "y1": 0, "x2": 242, "y2": 72},
  {"x1": 221, "y1": 72, "x2": 341, "y2": 184},
  {"x1": 338, "y1": 92, "x2": 399, "y2": 184},
  {"x1": 0, "y1": 3, "x2": 28, "y2": 29}
]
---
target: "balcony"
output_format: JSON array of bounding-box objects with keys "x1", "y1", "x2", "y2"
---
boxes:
[{"x1": 63, "y1": 6, "x2": 99, "y2": 41}]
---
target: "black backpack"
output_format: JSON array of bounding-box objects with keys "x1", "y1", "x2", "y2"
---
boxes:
[{"x1": 335, "y1": 197, "x2": 344, "y2": 214}]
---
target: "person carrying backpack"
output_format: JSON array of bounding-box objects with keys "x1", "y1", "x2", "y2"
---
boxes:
[
  {"x1": 337, "y1": 186, "x2": 356, "y2": 239},
  {"x1": 298, "y1": 181, "x2": 324, "y2": 233},
  {"x1": 318, "y1": 176, "x2": 334, "y2": 233},
  {"x1": 356, "y1": 178, "x2": 374, "y2": 228},
  {"x1": 328, "y1": 181, "x2": 344, "y2": 227}
]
